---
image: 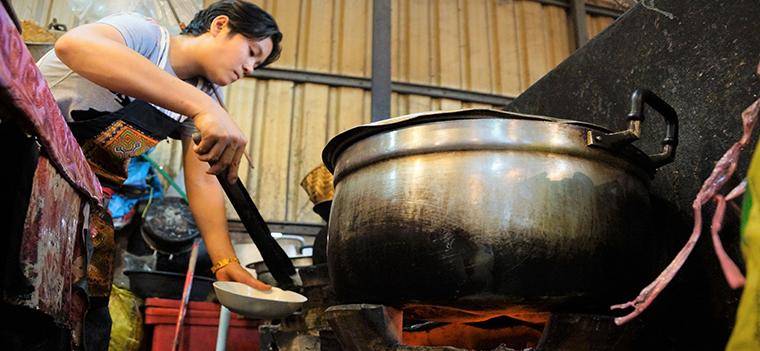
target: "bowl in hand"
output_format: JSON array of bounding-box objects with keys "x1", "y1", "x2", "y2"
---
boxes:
[{"x1": 213, "y1": 281, "x2": 307, "y2": 319}]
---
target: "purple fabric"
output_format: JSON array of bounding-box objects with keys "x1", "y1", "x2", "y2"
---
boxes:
[{"x1": 0, "y1": 6, "x2": 103, "y2": 204}]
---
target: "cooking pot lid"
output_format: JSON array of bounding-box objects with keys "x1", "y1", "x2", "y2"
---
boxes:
[
  {"x1": 142, "y1": 197, "x2": 200, "y2": 247},
  {"x1": 322, "y1": 108, "x2": 652, "y2": 174}
]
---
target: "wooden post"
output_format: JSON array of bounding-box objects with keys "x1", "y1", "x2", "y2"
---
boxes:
[
  {"x1": 371, "y1": 0, "x2": 391, "y2": 121},
  {"x1": 570, "y1": 0, "x2": 588, "y2": 49}
]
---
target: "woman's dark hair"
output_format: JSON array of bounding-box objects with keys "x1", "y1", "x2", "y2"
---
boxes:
[{"x1": 181, "y1": 0, "x2": 282, "y2": 68}]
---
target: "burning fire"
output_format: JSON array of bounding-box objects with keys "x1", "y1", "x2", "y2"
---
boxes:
[{"x1": 402, "y1": 311, "x2": 548, "y2": 350}]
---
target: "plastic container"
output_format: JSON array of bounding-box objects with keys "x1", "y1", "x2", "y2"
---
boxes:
[
  {"x1": 144, "y1": 298, "x2": 260, "y2": 351},
  {"x1": 125, "y1": 270, "x2": 214, "y2": 301}
]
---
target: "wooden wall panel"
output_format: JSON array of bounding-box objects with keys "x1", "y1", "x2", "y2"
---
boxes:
[
  {"x1": 491, "y1": 0, "x2": 520, "y2": 96},
  {"x1": 432, "y1": 0, "x2": 462, "y2": 89},
  {"x1": 439, "y1": 98, "x2": 463, "y2": 110},
  {"x1": 409, "y1": 95, "x2": 433, "y2": 114},
  {"x1": 515, "y1": 1, "x2": 548, "y2": 88},
  {"x1": 225, "y1": 80, "x2": 258, "y2": 183},
  {"x1": 391, "y1": 0, "x2": 400, "y2": 81},
  {"x1": 587, "y1": 14, "x2": 615, "y2": 39},
  {"x1": 336, "y1": 0, "x2": 371, "y2": 77},
  {"x1": 391, "y1": 92, "x2": 498, "y2": 116},
  {"x1": 220, "y1": 79, "x2": 294, "y2": 221},
  {"x1": 287, "y1": 83, "x2": 330, "y2": 222},
  {"x1": 544, "y1": 5, "x2": 572, "y2": 68},
  {"x1": 252, "y1": 0, "x2": 301, "y2": 69},
  {"x1": 296, "y1": 0, "x2": 334, "y2": 72},
  {"x1": 462, "y1": 0, "x2": 492, "y2": 93},
  {"x1": 392, "y1": 93, "x2": 406, "y2": 117},
  {"x1": 405, "y1": 0, "x2": 432, "y2": 85},
  {"x1": 194, "y1": 80, "x2": 374, "y2": 223},
  {"x1": 254, "y1": 0, "x2": 606, "y2": 97},
  {"x1": 256, "y1": 80, "x2": 294, "y2": 220},
  {"x1": 326, "y1": 87, "x2": 371, "y2": 138}
]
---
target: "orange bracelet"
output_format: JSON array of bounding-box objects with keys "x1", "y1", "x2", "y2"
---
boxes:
[{"x1": 210, "y1": 257, "x2": 240, "y2": 274}]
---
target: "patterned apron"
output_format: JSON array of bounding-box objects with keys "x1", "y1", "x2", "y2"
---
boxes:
[
  {"x1": 66, "y1": 26, "x2": 194, "y2": 297},
  {"x1": 69, "y1": 99, "x2": 186, "y2": 296}
]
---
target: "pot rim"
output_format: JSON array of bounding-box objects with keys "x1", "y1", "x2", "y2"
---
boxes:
[{"x1": 322, "y1": 108, "x2": 655, "y2": 176}]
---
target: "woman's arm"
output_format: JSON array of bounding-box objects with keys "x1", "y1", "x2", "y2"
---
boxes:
[
  {"x1": 182, "y1": 137, "x2": 270, "y2": 290},
  {"x1": 55, "y1": 23, "x2": 245, "y2": 182}
]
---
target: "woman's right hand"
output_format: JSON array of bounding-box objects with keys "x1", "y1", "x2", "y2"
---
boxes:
[
  {"x1": 215, "y1": 261, "x2": 272, "y2": 291},
  {"x1": 192, "y1": 105, "x2": 247, "y2": 183}
]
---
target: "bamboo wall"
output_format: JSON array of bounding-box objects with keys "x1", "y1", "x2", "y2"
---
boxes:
[{"x1": 14, "y1": 0, "x2": 619, "y2": 223}]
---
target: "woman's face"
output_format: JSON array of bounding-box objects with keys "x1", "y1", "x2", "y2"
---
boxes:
[{"x1": 200, "y1": 17, "x2": 274, "y2": 86}]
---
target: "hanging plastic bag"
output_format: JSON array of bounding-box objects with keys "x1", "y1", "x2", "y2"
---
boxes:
[
  {"x1": 69, "y1": 0, "x2": 201, "y2": 33},
  {"x1": 108, "y1": 284, "x2": 145, "y2": 351}
]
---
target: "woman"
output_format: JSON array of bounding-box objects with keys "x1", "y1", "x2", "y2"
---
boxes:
[{"x1": 38, "y1": 1, "x2": 281, "y2": 348}]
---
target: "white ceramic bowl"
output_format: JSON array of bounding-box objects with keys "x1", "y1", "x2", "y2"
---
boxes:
[{"x1": 213, "y1": 281, "x2": 307, "y2": 319}]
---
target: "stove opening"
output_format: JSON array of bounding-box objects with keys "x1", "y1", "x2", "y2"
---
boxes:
[{"x1": 402, "y1": 311, "x2": 548, "y2": 350}]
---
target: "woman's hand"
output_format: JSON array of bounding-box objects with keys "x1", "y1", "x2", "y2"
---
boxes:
[
  {"x1": 192, "y1": 105, "x2": 247, "y2": 183},
  {"x1": 214, "y1": 261, "x2": 271, "y2": 291}
]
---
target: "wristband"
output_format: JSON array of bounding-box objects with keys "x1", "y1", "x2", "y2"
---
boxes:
[{"x1": 210, "y1": 257, "x2": 240, "y2": 274}]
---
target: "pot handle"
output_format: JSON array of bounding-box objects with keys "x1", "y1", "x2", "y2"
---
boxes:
[{"x1": 586, "y1": 88, "x2": 679, "y2": 168}]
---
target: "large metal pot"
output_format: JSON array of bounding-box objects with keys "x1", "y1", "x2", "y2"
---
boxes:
[{"x1": 322, "y1": 89, "x2": 678, "y2": 320}]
